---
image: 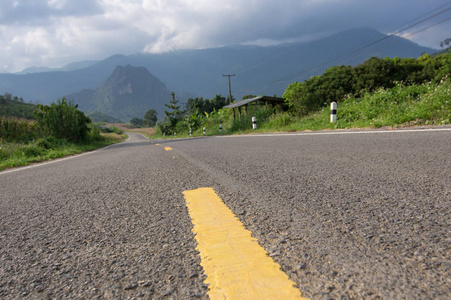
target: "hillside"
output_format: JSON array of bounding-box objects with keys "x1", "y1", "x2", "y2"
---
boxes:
[
  {"x1": 68, "y1": 65, "x2": 171, "y2": 121},
  {"x1": 0, "y1": 28, "x2": 436, "y2": 104},
  {"x1": 0, "y1": 95, "x2": 37, "y2": 119}
]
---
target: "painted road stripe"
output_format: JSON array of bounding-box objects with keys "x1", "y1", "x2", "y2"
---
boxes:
[
  {"x1": 164, "y1": 147, "x2": 173, "y2": 151},
  {"x1": 184, "y1": 188, "x2": 306, "y2": 300}
]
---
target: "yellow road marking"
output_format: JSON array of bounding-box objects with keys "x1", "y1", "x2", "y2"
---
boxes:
[
  {"x1": 184, "y1": 188, "x2": 306, "y2": 300},
  {"x1": 164, "y1": 147, "x2": 172, "y2": 151},
  {"x1": 155, "y1": 143, "x2": 160, "y2": 145}
]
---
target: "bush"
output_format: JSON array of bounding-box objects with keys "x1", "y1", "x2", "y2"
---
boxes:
[
  {"x1": 156, "y1": 121, "x2": 174, "y2": 136},
  {"x1": 0, "y1": 117, "x2": 41, "y2": 143},
  {"x1": 36, "y1": 136, "x2": 68, "y2": 150},
  {"x1": 34, "y1": 98, "x2": 92, "y2": 143}
]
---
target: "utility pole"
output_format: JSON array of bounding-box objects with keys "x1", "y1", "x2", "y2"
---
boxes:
[{"x1": 223, "y1": 74, "x2": 235, "y2": 104}]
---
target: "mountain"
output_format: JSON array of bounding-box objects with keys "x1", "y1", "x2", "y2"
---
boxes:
[
  {"x1": 0, "y1": 27, "x2": 436, "y2": 106},
  {"x1": 86, "y1": 111, "x2": 123, "y2": 123},
  {"x1": 68, "y1": 65, "x2": 171, "y2": 122},
  {"x1": 16, "y1": 60, "x2": 99, "y2": 74}
]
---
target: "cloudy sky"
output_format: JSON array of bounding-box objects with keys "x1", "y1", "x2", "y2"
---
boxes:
[{"x1": 0, "y1": 0, "x2": 450, "y2": 73}]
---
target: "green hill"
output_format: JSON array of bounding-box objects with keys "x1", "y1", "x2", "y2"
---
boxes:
[
  {"x1": 87, "y1": 111, "x2": 123, "y2": 123},
  {"x1": 0, "y1": 95, "x2": 37, "y2": 119}
]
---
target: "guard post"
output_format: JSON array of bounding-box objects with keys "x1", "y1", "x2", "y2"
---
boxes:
[{"x1": 330, "y1": 102, "x2": 337, "y2": 123}]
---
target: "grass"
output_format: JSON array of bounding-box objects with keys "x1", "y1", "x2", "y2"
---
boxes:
[{"x1": 0, "y1": 133, "x2": 125, "y2": 171}]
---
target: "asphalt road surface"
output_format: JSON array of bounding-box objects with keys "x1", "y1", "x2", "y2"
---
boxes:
[{"x1": 1, "y1": 127, "x2": 450, "y2": 299}]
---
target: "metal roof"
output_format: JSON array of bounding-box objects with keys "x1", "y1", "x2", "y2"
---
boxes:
[{"x1": 223, "y1": 96, "x2": 285, "y2": 109}]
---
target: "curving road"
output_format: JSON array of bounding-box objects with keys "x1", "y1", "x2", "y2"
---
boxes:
[{"x1": 1, "y1": 127, "x2": 450, "y2": 299}]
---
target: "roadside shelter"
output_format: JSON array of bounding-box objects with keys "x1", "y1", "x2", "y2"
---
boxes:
[{"x1": 223, "y1": 96, "x2": 285, "y2": 121}]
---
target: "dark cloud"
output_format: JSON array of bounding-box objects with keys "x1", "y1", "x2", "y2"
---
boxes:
[{"x1": 0, "y1": 0, "x2": 449, "y2": 73}]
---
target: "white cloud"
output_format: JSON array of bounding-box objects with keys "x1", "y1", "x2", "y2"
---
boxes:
[{"x1": 0, "y1": 0, "x2": 449, "y2": 73}]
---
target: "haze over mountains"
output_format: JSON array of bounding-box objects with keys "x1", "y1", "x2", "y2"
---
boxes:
[
  {"x1": 0, "y1": 28, "x2": 435, "y2": 121},
  {"x1": 68, "y1": 65, "x2": 171, "y2": 122}
]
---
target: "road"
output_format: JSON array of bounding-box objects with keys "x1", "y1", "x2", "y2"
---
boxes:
[{"x1": 0, "y1": 128, "x2": 450, "y2": 299}]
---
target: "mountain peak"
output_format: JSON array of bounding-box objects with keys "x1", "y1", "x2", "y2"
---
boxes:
[
  {"x1": 102, "y1": 65, "x2": 164, "y2": 97},
  {"x1": 68, "y1": 65, "x2": 171, "y2": 121}
]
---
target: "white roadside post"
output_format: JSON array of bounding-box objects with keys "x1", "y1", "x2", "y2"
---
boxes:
[
  {"x1": 203, "y1": 127, "x2": 206, "y2": 135},
  {"x1": 331, "y1": 102, "x2": 337, "y2": 123},
  {"x1": 252, "y1": 117, "x2": 257, "y2": 130},
  {"x1": 219, "y1": 124, "x2": 222, "y2": 133},
  {"x1": 189, "y1": 130, "x2": 192, "y2": 136}
]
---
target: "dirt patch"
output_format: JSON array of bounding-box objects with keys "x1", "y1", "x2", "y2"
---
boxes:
[{"x1": 107, "y1": 123, "x2": 155, "y2": 138}]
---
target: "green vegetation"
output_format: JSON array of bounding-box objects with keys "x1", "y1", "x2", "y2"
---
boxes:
[
  {"x1": 0, "y1": 94, "x2": 37, "y2": 119},
  {"x1": 35, "y1": 98, "x2": 92, "y2": 143},
  {"x1": 130, "y1": 117, "x2": 144, "y2": 128},
  {"x1": 87, "y1": 111, "x2": 123, "y2": 123},
  {"x1": 0, "y1": 98, "x2": 124, "y2": 171},
  {"x1": 283, "y1": 53, "x2": 450, "y2": 116},
  {"x1": 153, "y1": 52, "x2": 450, "y2": 138},
  {"x1": 156, "y1": 94, "x2": 228, "y2": 136},
  {"x1": 143, "y1": 109, "x2": 158, "y2": 127}
]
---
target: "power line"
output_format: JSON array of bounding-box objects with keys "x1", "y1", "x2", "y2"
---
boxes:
[{"x1": 271, "y1": 3, "x2": 451, "y2": 85}]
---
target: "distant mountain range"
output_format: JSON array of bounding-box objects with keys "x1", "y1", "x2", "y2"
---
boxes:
[
  {"x1": 68, "y1": 65, "x2": 170, "y2": 122},
  {"x1": 0, "y1": 27, "x2": 435, "y2": 120}
]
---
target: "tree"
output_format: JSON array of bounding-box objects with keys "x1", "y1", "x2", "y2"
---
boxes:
[
  {"x1": 164, "y1": 92, "x2": 185, "y2": 125},
  {"x1": 186, "y1": 95, "x2": 227, "y2": 116},
  {"x1": 130, "y1": 118, "x2": 144, "y2": 127},
  {"x1": 440, "y1": 38, "x2": 451, "y2": 49},
  {"x1": 143, "y1": 109, "x2": 158, "y2": 127}
]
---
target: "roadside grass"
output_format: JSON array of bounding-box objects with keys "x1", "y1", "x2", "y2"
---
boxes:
[
  {"x1": 152, "y1": 78, "x2": 450, "y2": 139},
  {"x1": 0, "y1": 133, "x2": 125, "y2": 171}
]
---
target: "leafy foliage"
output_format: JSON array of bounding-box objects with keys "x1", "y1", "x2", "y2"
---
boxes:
[
  {"x1": 0, "y1": 117, "x2": 41, "y2": 143},
  {"x1": 34, "y1": 97, "x2": 92, "y2": 143},
  {"x1": 284, "y1": 52, "x2": 451, "y2": 116},
  {"x1": 164, "y1": 92, "x2": 185, "y2": 124},
  {"x1": 158, "y1": 92, "x2": 186, "y2": 135},
  {"x1": 0, "y1": 94, "x2": 37, "y2": 119},
  {"x1": 143, "y1": 109, "x2": 158, "y2": 127},
  {"x1": 186, "y1": 95, "x2": 227, "y2": 116},
  {"x1": 130, "y1": 117, "x2": 144, "y2": 128}
]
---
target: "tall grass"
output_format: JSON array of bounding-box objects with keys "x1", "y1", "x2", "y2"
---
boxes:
[
  {"x1": 335, "y1": 79, "x2": 450, "y2": 128},
  {"x1": 0, "y1": 117, "x2": 43, "y2": 143}
]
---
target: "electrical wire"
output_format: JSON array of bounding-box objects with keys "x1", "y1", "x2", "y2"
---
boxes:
[{"x1": 257, "y1": 2, "x2": 450, "y2": 87}]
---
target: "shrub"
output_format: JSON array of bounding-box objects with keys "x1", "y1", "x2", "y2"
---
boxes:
[
  {"x1": 34, "y1": 98, "x2": 91, "y2": 143},
  {"x1": 0, "y1": 117, "x2": 41, "y2": 143}
]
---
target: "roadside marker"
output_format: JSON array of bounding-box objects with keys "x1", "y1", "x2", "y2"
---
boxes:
[{"x1": 183, "y1": 188, "x2": 306, "y2": 300}]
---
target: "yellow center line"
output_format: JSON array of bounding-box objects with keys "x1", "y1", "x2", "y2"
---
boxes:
[
  {"x1": 164, "y1": 147, "x2": 173, "y2": 151},
  {"x1": 184, "y1": 188, "x2": 307, "y2": 300},
  {"x1": 155, "y1": 143, "x2": 160, "y2": 145}
]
